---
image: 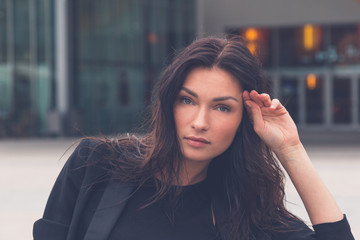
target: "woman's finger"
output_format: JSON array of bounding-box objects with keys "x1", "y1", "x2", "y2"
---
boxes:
[
  {"x1": 258, "y1": 93, "x2": 272, "y2": 107},
  {"x1": 270, "y1": 98, "x2": 281, "y2": 110},
  {"x1": 249, "y1": 90, "x2": 264, "y2": 108},
  {"x1": 245, "y1": 99, "x2": 264, "y2": 134},
  {"x1": 243, "y1": 90, "x2": 251, "y2": 101}
]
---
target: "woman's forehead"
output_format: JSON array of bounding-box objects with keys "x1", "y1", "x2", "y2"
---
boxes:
[{"x1": 182, "y1": 67, "x2": 243, "y2": 94}]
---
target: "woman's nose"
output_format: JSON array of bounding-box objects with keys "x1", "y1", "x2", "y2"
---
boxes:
[{"x1": 191, "y1": 108, "x2": 210, "y2": 131}]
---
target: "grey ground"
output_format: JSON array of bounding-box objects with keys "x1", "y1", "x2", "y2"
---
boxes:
[{"x1": 1, "y1": 131, "x2": 359, "y2": 239}]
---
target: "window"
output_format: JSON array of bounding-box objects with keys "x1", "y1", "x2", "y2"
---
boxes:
[
  {"x1": 227, "y1": 27, "x2": 272, "y2": 68},
  {"x1": 279, "y1": 25, "x2": 326, "y2": 67},
  {"x1": 280, "y1": 77, "x2": 299, "y2": 123},
  {"x1": 358, "y1": 77, "x2": 360, "y2": 124},
  {"x1": 333, "y1": 77, "x2": 351, "y2": 124},
  {"x1": 330, "y1": 24, "x2": 360, "y2": 65},
  {"x1": 306, "y1": 75, "x2": 324, "y2": 124},
  {"x1": 0, "y1": 0, "x2": 6, "y2": 63},
  {"x1": 72, "y1": 0, "x2": 196, "y2": 134}
]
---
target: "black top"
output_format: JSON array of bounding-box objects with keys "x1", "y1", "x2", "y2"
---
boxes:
[
  {"x1": 33, "y1": 139, "x2": 355, "y2": 240},
  {"x1": 108, "y1": 179, "x2": 218, "y2": 240}
]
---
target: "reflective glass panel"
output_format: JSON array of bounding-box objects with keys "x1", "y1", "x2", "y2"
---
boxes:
[
  {"x1": 227, "y1": 27, "x2": 272, "y2": 68},
  {"x1": 358, "y1": 77, "x2": 360, "y2": 124},
  {"x1": 333, "y1": 77, "x2": 351, "y2": 124},
  {"x1": 0, "y1": 0, "x2": 6, "y2": 63},
  {"x1": 279, "y1": 25, "x2": 326, "y2": 67},
  {"x1": 330, "y1": 24, "x2": 360, "y2": 65},
  {"x1": 72, "y1": 0, "x2": 196, "y2": 134},
  {"x1": 3, "y1": 0, "x2": 55, "y2": 137},
  {"x1": 306, "y1": 75, "x2": 324, "y2": 124},
  {"x1": 0, "y1": 0, "x2": 9, "y2": 131},
  {"x1": 36, "y1": 0, "x2": 46, "y2": 63},
  {"x1": 280, "y1": 77, "x2": 299, "y2": 123},
  {"x1": 14, "y1": 0, "x2": 30, "y2": 62}
]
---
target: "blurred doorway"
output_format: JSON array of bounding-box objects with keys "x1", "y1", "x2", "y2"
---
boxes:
[
  {"x1": 332, "y1": 76, "x2": 352, "y2": 124},
  {"x1": 280, "y1": 76, "x2": 299, "y2": 123},
  {"x1": 305, "y1": 74, "x2": 324, "y2": 124}
]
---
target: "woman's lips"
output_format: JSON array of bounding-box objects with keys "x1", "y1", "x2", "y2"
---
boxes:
[{"x1": 185, "y1": 136, "x2": 210, "y2": 147}]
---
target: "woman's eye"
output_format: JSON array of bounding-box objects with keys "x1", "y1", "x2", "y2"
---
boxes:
[
  {"x1": 216, "y1": 105, "x2": 230, "y2": 112},
  {"x1": 181, "y1": 97, "x2": 193, "y2": 105}
]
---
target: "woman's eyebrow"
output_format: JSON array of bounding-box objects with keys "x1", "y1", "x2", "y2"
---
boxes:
[
  {"x1": 213, "y1": 96, "x2": 239, "y2": 102},
  {"x1": 181, "y1": 87, "x2": 239, "y2": 102},
  {"x1": 181, "y1": 87, "x2": 198, "y2": 98}
]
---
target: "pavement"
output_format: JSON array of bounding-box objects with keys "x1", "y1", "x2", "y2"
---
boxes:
[{"x1": 0, "y1": 131, "x2": 359, "y2": 240}]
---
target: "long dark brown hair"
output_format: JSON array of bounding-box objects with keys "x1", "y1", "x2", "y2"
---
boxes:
[{"x1": 95, "y1": 36, "x2": 296, "y2": 240}]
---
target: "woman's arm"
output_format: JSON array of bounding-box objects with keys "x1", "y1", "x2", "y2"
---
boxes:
[
  {"x1": 243, "y1": 90, "x2": 343, "y2": 225},
  {"x1": 274, "y1": 143, "x2": 343, "y2": 225}
]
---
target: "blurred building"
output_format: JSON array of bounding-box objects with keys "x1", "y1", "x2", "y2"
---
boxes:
[
  {"x1": 0, "y1": 0, "x2": 196, "y2": 137},
  {"x1": 0, "y1": 0, "x2": 56, "y2": 137},
  {"x1": 199, "y1": 0, "x2": 360, "y2": 131},
  {"x1": 1, "y1": 0, "x2": 360, "y2": 137}
]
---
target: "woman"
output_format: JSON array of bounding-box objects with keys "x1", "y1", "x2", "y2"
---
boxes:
[{"x1": 33, "y1": 36, "x2": 354, "y2": 240}]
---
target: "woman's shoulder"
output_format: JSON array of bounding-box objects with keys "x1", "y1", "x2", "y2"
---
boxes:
[
  {"x1": 60, "y1": 138, "x2": 120, "y2": 178},
  {"x1": 66, "y1": 138, "x2": 112, "y2": 167},
  {"x1": 68, "y1": 135, "x2": 144, "y2": 173},
  {"x1": 71, "y1": 136, "x2": 140, "y2": 163},
  {"x1": 56, "y1": 138, "x2": 112, "y2": 183}
]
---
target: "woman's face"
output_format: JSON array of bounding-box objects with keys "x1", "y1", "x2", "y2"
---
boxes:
[{"x1": 174, "y1": 67, "x2": 244, "y2": 166}]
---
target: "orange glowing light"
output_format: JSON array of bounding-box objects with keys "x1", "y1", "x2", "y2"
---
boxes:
[
  {"x1": 247, "y1": 42, "x2": 257, "y2": 55},
  {"x1": 304, "y1": 24, "x2": 314, "y2": 50},
  {"x1": 306, "y1": 74, "x2": 317, "y2": 90},
  {"x1": 245, "y1": 28, "x2": 259, "y2": 41}
]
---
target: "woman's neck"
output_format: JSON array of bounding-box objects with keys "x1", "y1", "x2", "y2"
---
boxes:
[
  {"x1": 178, "y1": 159, "x2": 211, "y2": 186},
  {"x1": 154, "y1": 158, "x2": 211, "y2": 186}
]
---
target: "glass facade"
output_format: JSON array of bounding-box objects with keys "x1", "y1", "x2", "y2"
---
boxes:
[
  {"x1": 280, "y1": 77, "x2": 299, "y2": 123},
  {"x1": 0, "y1": 1, "x2": 8, "y2": 126},
  {"x1": 2, "y1": 2, "x2": 358, "y2": 136},
  {"x1": 0, "y1": 0, "x2": 56, "y2": 137},
  {"x1": 69, "y1": 0, "x2": 196, "y2": 134},
  {"x1": 231, "y1": 22, "x2": 360, "y2": 129},
  {"x1": 358, "y1": 77, "x2": 360, "y2": 124},
  {"x1": 330, "y1": 24, "x2": 360, "y2": 65},
  {"x1": 227, "y1": 27, "x2": 272, "y2": 68},
  {"x1": 0, "y1": 0, "x2": 195, "y2": 137},
  {"x1": 279, "y1": 25, "x2": 326, "y2": 67},
  {"x1": 305, "y1": 75, "x2": 324, "y2": 124},
  {"x1": 333, "y1": 77, "x2": 351, "y2": 124}
]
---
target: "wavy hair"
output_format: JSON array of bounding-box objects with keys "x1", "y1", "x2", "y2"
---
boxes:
[{"x1": 100, "y1": 36, "x2": 295, "y2": 240}]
